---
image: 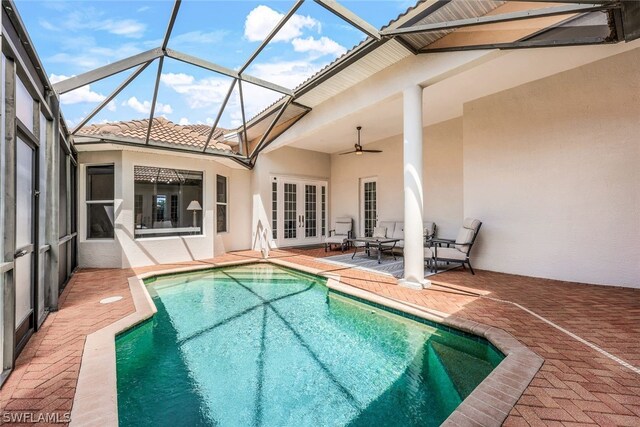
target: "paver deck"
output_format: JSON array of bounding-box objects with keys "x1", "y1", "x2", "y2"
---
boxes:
[{"x1": 1, "y1": 249, "x2": 638, "y2": 426}]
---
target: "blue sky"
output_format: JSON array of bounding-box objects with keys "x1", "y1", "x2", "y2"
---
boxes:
[{"x1": 17, "y1": 0, "x2": 413, "y2": 129}]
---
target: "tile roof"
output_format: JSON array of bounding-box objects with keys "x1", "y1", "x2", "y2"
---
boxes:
[
  {"x1": 183, "y1": 124, "x2": 227, "y2": 139},
  {"x1": 134, "y1": 165, "x2": 202, "y2": 183},
  {"x1": 77, "y1": 117, "x2": 233, "y2": 153}
]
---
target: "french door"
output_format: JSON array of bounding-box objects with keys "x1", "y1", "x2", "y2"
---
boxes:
[
  {"x1": 360, "y1": 177, "x2": 377, "y2": 237},
  {"x1": 14, "y1": 135, "x2": 37, "y2": 353},
  {"x1": 273, "y1": 177, "x2": 327, "y2": 247}
]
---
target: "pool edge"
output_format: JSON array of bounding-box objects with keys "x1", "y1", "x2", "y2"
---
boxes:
[{"x1": 70, "y1": 258, "x2": 543, "y2": 427}]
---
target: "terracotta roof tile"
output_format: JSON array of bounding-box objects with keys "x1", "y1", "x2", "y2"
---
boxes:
[
  {"x1": 183, "y1": 124, "x2": 228, "y2": 139},
  {"x1": 77, "y1": 117, "x2": 233, "y2": 153}
]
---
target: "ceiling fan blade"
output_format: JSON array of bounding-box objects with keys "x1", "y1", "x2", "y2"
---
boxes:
[
  {"x1": 361, "y1": 149, "x2": 383, "y2": 153},
  {"x1": 339, "y1": 150, "x2": 358, "y2": 155}
]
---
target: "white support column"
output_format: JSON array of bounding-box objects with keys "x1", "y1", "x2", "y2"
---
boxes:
[{"x1": 399, "y1": 84, "x2": 430, "y2": 289}]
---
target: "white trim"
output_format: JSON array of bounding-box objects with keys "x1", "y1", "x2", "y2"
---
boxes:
[
  {"x1": 359, "y1": 176, "x2": 377, "y2": 238},
  {"x1": 215, "y1": 174, "x2": 228, "y2": 233},
  {"x1": 134, "y1": 227, "x2": 201, "y2": 236},
  {"x1": 272, "y1": 175, "x2": 329, "y2": 247},
  {"x1": 83, "y1": 163, "x2": 115, "y2": 242},
  {"x1": 132, "y1": 164, "x2": 206, "y2": 240}
]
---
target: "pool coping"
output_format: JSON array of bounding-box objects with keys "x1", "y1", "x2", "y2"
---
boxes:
[{"x1": 70, "y1": 258, "x2": 543, "y2": 426}]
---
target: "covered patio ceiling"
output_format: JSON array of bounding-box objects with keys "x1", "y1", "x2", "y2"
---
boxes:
[
  {"x1": 274, "y1": 38, "x2": 640, "y2": 154},
  {"x1": 35, "y1": 0, "x2": 638, "y2": 168}
]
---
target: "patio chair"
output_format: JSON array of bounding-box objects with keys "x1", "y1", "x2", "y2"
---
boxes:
[
  {"x1": 325, "y1": 217, "x2": 353, "y2": 252},
  {"x1": 424, "y1": 218, "x2": 482, "y2": 274}
]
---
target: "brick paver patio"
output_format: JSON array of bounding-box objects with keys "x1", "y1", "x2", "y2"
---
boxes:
[{"x1": 1, "y1": 250, "x2": 638, "y2": 426}]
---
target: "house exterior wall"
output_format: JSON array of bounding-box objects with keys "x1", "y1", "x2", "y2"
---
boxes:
[
  {"x1": 329, "y1": 118, "x2": 464, "y2": 239},
  {"x1": 78, "y1": 149, "x2": 252, "y2": 268},
  {"x1": 251, "y1": 146, "x2": 331, "y2": 249},
  {"x1": 321, "y1": 49, "x2": 639, "y2": 288},
  {"x1": 463, "y1": 48, "x2": 640, "y2": 287}
]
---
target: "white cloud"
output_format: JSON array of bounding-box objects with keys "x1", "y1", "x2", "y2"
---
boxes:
[
  {"x1": 161, "y1": 73, "x2": 195, "y2": 86},
  {"x1": 292, "y1": 36, "x2": 346, "y2": 58},
  {"x1": 99, "y1": 19, "x2": 146, "y2": 38},
  {"x1": 40, "y1": 8, "x2": 146, "y2": 39},
  {"x1": 179, "y1": 117, "x2": 190, "y2": 126},
  {"x1": 161, "y1": 73, "x2": 231, "y2": 109},
  {"x1": 106, "y1": 100, "x2": 117, "y2": 112},
  {"x1": 248, "y1": 60, "x2": 324, "y2": 89},
  {"x1": 137, "y1": 6, "x2": 150, "y2": 13},
  {"x1": 39, "y1": 19, "x2": 58, "y2": 31},
  {"x1": 170, "y1": 30, "x2": 227, "y2": 46},
  {"x1": 50, "y1": 74, "x2": 106, "y2": 105},
  {"x1": 229, "y1": 110, "x2": 243, "y2": 128},
  {"x1": 122, "y1": 97, "x2": 172, "y2": 115},
  {"x1": 48, "y1": 40, "x2": 143, "y2": 71},
  {"x1": 244, "y1": 5, "x2": 319, "y2": 42},
  {"x1": 161, "y1": 71, "x2": 285, "y2": 128}
]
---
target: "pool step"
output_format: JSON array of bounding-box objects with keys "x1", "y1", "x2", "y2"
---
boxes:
[
  {"x1": 426, "y1": 341, "x2": 462, "y2": 413},
  {"x1": 429, "y1": 340, "x2": 495, "y2": 399}
]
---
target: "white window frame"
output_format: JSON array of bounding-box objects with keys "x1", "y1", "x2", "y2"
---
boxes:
[
  {"x1": 85, "y1": 163, "x2": 115, "y2": 241},
  {"x1": 133, "y1": 165, "x2": 205, "y2": 239},
  {"x1": 216, "y1": 174, "x2": 228, "y2": 233}
]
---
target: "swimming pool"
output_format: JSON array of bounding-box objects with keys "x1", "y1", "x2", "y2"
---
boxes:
[{"x1": 116, "y1": 263, "x2": 503, "y2": 426}]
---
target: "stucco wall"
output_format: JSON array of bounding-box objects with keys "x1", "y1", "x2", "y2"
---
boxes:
[
  {"x1": 251, "y1": 146, "x2": 331, "y2": 249},
  {"x1": 330, "y1": 118, "x2": 464, "y2": 239},
  {"x1": 463, "y1": 48, "x2": 640, "y2": 287},
  {"x1": 78, "y1": 148, "x2": 252, "y2": 268}
]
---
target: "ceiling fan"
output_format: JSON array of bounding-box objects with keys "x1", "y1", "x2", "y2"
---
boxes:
[{"x1": 339, "y1": 126, "x2": 382, "y2": 156}]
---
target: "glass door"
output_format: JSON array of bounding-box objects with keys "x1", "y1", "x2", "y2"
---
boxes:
[
  {"x1": 304, "y1": 184, "x2": 317, "y2": 238},
  {"x1": 275, "y1": 178, "x2": 326, "y2": 247},
  {"x1": 360, "y1": 178, "x2": 377, "y2": 237},
  {"x1": 14, "y1": 136, "x2": 36, "y2": 353},
  {"x1": 283, "y1": 182, "x2": 297, "y2": 241}
]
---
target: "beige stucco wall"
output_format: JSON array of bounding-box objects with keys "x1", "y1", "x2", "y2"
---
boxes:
[
  {"x1": 463, "y1": 48, "x2": 640, "y2": 287},
  {"x1": 330, "y1": 118, "x2": 464, "y2": 239},
  {"x1": 78, "y1": 148, "x2": 252, "y2": 268},
  {"x1": 251, "y1": 146, "x2": 331, "y2": 249}
]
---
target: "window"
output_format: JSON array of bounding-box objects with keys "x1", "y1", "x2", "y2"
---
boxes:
[
  {"x1": 272, "y1": 181, "x2": 277, "y2": 239},
  {"x1": 16, "y1": 76, "x2": 34, "y2": 131},
  {"x1": 321, "y1": 186, "x2": 326, "y2": 237},
  {"x1": 58, "y1": 144, "x2": 68, "y2": 238},
  {"x1": 134, "y1": 166, "x2": 203, "y2": 238},
  {"x1": 86, "y1": 165, "x2": 114, "y2": 239},
  {"x1": 216, "y1": 175, "x2": 228, "y2": 233}
]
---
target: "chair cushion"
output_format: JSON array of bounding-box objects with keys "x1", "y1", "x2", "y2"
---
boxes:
[
  {"x1": 378, "y1": 222, "x2": 395, "y2": 237},
  {"x1": 454, "y1": 227, "x2": 474, "y2": 253},
  {"x1": 425, "y1": 246, "x2": 467, "y2": 261},
  {"x1": 463, "y1": 218, "x2": 481, "y2": 232},
  {"x1": 372, "y1": 226, "x2": 387, "y2": 238},
  {"x1": 325, "y1": 235, "x2": 347, "y2": 244},
  {"x1": 391, "y1": 222, "x2": 404, "y2": 239},
  {"x1": 335, "y1": 222, "x2": 351, "y2": 235}
]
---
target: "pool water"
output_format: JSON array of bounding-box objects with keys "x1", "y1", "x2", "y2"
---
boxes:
[{"x1": 116, "y1": 264, "x2": 503, "y2": 427}]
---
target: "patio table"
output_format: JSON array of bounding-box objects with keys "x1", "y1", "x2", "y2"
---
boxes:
[{"x1": 347, "y1": 237, "x2": 400, "y2": 264}]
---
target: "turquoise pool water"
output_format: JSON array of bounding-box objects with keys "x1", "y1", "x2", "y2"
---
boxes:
[{"x1": 116, "y1": 264, "x2": 503, "y2": 427}]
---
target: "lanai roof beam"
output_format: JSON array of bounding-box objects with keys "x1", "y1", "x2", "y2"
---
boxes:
[
  {"x1": 314, "y1": 0, "x2": 381, "y2": 40},
  {"x1": 52, "y1": 48, "x2": 163, "y2": 94}
]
